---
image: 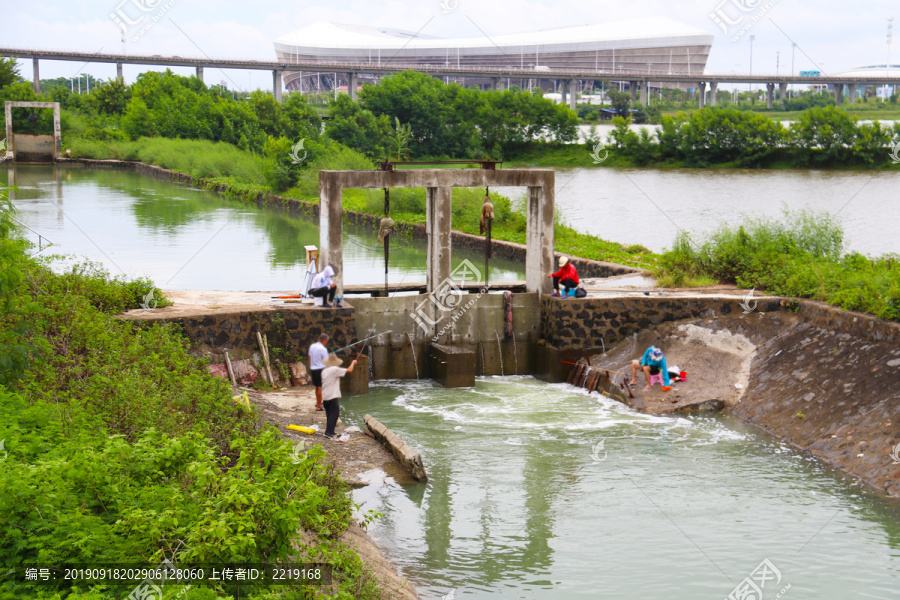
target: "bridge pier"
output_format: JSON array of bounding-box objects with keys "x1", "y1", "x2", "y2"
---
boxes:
[
  {"x1": 490, "y1": 77, "x2": 500, "y2": 91},
  {"x1": 196, "y1": 66, "x2": 204, "y2": 82},
  {"x1": 766, "y1": 83, "x2": 775, "y2": 109},
  {"x1": 629, "y1": 80, "x2": 638, "y2": 100},
  {"x1": 779, "y1": 82, "x2": 788, "y2": 103},
  {"x1": 559, "y1": 80, "x2": 568, "y2": 105},
  {"x1": 116, "y1": 61, "x2": 124, "y2": 83},
  {"x1": 32, "y1": 57, "x2": 39, "y2": 94},
  {"x1": 640, "y1": 80, "x2": 648, "y2": 106},
  {"x1": 569, "y1": 79, "x2": 577, "y2": 111},
  {"x1": 273, "y1": 70, "x2": 283, "y2": 102},
  {"x1": 834, "y1": 83, "x2": 844, "y2": 105},
  {"x1": 848, "y1": 84, "x2": 857, "y2": 103},
  {"x1": 349, "y1": 72, "x2": 358, "y2": 100},
  {"x1": 709, "y1": 82, "x2": 718, "y2": 105},
  {"x1": 697, "y1": 82, "x2": 706, "y2": 108}
]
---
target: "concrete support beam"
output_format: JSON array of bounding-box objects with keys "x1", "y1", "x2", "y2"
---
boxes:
[
  {"x1": 32, "y1": 57, "x2": 39, "y2": 94},
  {"x1": 425, "y1": 186, "x2": 453, "y2": 296},
  {"x1": 490, "y1": 77, "x2": 500, "y2": 91},
  {"x1": 629, "y1": 81, "x2": 638, "y2": 100},
  {"x1": 116, "y1": 62, "x2": 124, "y2": 83},
  {"x1": 834, "y1": 83, "x2": 844, "y2": 105},
  {"x1": 848, "y1": 84, "x2": 857, "y2": 103},
  {"x1": 559, "y1": 80, "x2": 568, "y2": 105},
  {"x1": 640, "y1": 80, "x2": 648, "y2": 106},
  {"x1": 273, "y1": 70, "x2": 283, "y2": 102},
  {"x1": 348, "y1": 72, "x2": 358, "y2": 100},
  {"x1": 709, "y1": 82, "x2": 718, "y2": 105},
  {"x1": 318, "y1": 173, "x2": 344, "y2": 295},
  {"x1": 569, "y1": 79, "x2": 577, "y2": 111},
  {"x1": 697, "y1": 82, "x2": 706, "y2": 108},
  {"x1": 526, "y1": 183, "x2": 554, "y2": 296},
  {"x1": 766, "y1": 83, "x2": 775, "y2": 109},
  {"x1": 196, "y1": 66, "x2": 203, "y2": 82},
  {"x1": 779, "y1": 82, "x2": 788, "y2": 102}
]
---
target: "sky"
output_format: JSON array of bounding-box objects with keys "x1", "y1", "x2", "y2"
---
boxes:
[{"x1": 1, "y1": 0, "x2": 898, "y2": 91}]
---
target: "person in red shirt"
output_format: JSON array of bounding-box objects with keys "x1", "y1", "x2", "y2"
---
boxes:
[{"x1": 547, "y1": 256, "x2": 579, "y2": 297}]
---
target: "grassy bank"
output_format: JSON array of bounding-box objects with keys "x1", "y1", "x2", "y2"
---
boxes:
[
  {"x1": 0, "y1": 190, "x2": 380, "y2": 599},
  {"x1": 655, "y1": 209, "x2": 900, "y2": 321}
]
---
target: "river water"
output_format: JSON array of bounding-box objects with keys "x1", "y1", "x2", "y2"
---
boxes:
[
  {"x1": 500, "y1": 167, "x2": 900, "y2": 256},
  {"x1": 1, "y1": 165, "x2": 523, "y2": 289},
  {"x1": 344, "y1": 378, "x2": 900, "y2": 599}
]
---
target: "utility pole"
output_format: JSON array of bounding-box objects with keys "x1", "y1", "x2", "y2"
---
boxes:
[
  {"x1": 888, "y1": 17, "x2": 895, "y2": 101},
  {"x1": 749, "y1": 35, "x2": 756, "y2": 92}
]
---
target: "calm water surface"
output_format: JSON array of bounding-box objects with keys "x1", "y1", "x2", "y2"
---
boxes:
[
  {"x1": 2, "y1": 164, "x2": 523, "y2": 290},
  {"x1": 344, "y1": 378, "x2": 900, "y2": 600}
]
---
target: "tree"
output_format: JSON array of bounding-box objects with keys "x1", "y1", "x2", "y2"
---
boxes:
[
  {"x1": 606, "y1": 89, "x2": 632, "y2": 116},
  {"x1": 95, "y1": 79, "x2": 129, "y2": 115},
  {"x1": 0, "y1": 57, "x2": 19, "y2": 90}
]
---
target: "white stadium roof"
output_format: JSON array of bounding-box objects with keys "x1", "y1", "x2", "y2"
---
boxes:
[{"x1": 274, "y1": 18, "x2": 714, "y2": 54}]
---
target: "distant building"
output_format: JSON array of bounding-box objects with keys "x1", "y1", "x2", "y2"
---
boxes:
[{"x1": 273, "y1": 18, "x2": 714, "y2": 93}]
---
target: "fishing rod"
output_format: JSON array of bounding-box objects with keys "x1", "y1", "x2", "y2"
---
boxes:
[
  {"x1": 332, "y1": 330, "x2": 393, "y2": 354},
  {"x1": 561, "y1": 360, "x2": 629, "y2": 377}
]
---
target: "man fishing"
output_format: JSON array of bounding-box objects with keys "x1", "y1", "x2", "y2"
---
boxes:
[{"x1": 320, "y1": 353, "x2": 357, "y2": 440}]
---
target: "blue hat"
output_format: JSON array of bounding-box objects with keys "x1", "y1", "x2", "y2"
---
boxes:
[{"x1": 650, "y1": 348, "x2": 663, "y2": 361}]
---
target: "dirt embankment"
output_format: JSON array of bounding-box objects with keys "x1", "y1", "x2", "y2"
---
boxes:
[
  {"x1": 586, "y1": 309, "x2": 900, "y2": 497},
  {"x1": 246, "y1": 387, "x2": 420, "y2": 600}
]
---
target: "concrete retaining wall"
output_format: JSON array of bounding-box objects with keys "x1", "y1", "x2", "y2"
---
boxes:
[
  {"x1": 540, "y1": 295, "x2": 787, "y2": 351},
  {"x1": 364, "y1": 414, "x2": 427, "y2": 481},
  {"x1": 352, "y1": 293, "x2": 539, "y2": 379},
  {"x1": 122, "y1": 304, "x2": 358, "y2": 364}
]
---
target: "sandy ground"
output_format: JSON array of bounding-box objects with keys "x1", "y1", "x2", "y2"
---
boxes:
[{"x1": 245, "y1": 386, "x2": 420, "y2": 600}]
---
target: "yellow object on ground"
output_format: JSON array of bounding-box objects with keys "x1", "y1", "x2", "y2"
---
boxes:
[
  {"x1": 232, "y1": 391, "x2": 251, "y2": 409},
  {"x1": 287, "y1": 424, "x2": 317, "y2": 435}
]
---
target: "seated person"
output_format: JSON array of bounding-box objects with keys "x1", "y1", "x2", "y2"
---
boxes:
[
  {"x1": 547, "y1": 256, "x2": 579, "y2": 297},
  {"x1": 630, "y1": 346, "x2": 671, "y2": 392},
  {"x1": 309, "y1": 265, "x2": 337, "y2": 307}
]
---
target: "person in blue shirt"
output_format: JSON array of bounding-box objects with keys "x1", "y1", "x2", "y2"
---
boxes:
[{"x1": 629, "y1": 346, "x2": 670, "y2": 392}]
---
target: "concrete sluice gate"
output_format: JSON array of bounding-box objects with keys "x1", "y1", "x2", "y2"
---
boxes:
[{"x1": 3, "y1": 101, "x2": 62, "y2": 163}]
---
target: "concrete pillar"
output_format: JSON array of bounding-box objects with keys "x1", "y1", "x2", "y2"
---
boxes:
[
  {"x1": 848, "y1": 84, "x2": 857, "y2": 103},
  {"x1": 766, "y1": 83, "x2": 775, "y2": 109},
  {"x1": 196, "y1": 66, "x2": 204, "y2": 82},
  {"x1": 273, "y1": 70, "x2": 283, "y2": 102},
  {"x1": 4, "y1": 103, "x2": 11, "y2": 159},
  {"x1": 32, "y1": 57, "x2": 40, "y2": 94},
  {"x1": 348, "y1": 72, "x2": 358, "y2": 100},
  {"x1": 629, "y1": 81, "x2": 638, "y2": 100},
  {"x1": 709, "y1": 82, "x2": 718, "y2": 105},
  {"x1": 834, "y1": 83, "x2": 844, "y2": 105},
  {"x1": 779, "y1": 82, "x2": 788, "y2": 102},
  {"x1": 116, "y1": 62, "x2": 124, "y2": 83},
  {"x1": 640, "y1": 80, "x2": 648, "y2": 106},
  {"x1": 559, "y1": 80, "x2": 568, "y2": 105},
  {"x1": 425, "y1": 186, "x2": 452, "y2": 295},
  {"x1": 319, "y1": 176, "x2": 343, "y2": 295},
  {"x1": 569, "y1": 79, "x2": 577, "y2": 111},
  {"x1": 525, "y1": 179, "x2": 555, "y2": 296},
  {"x1": 697, "y1": 82, "x2": 706, "y2": 108},
  {"x1": 490, "y1": 77, "x2": 500, "y2": 91}
]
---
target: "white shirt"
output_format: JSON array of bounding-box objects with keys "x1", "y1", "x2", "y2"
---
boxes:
[
  {"x1": 322, "y1": 366, "x2": 347, "y2": 400},
  {"x1": 308, "y1": 342, "x2": 328, "y2": 370}
]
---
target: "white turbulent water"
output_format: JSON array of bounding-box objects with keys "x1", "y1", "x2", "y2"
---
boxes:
[{"x1": 343, "y1": 377, "x2": 900, "y2": 600}]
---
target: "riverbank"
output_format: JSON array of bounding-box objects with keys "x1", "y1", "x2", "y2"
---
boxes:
[
  {"x1": 246, "y1": 386, "x2": 421, "y2": 600},
  {"x1": 578, "y1": 298, "x2": 900, "y2": 498}
]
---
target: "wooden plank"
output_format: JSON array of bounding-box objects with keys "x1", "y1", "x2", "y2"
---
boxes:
[{"x1": 224, "y1": 351, "x2": 237, "y2": 387}]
